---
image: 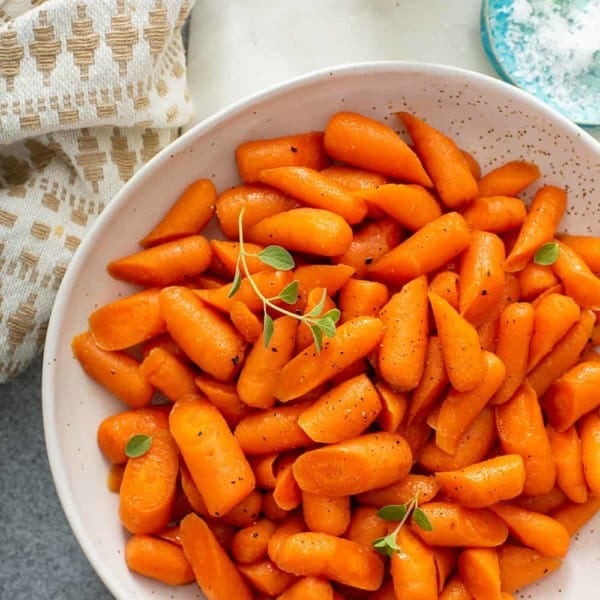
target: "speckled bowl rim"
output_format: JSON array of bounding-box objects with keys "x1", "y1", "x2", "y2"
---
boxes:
[{"x1": 42, "y1": 60, "x2": 600, "y2": 600}]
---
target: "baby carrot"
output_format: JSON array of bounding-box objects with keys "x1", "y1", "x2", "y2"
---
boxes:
[
  {"x1": 517, "y1": 262, "x2": 559, "y2": 301},
  {"x1": 552, "y1": 240, "x2": 600, "y2": 309},
  {"x1": 477, "y1": 160, "x2": 541, "y2": 197},
  {"x1": 107, "y1": 235, "x2": 212, "y2": 286},
  {"x1": 230, "y1": 300, "x2": 263, "y2": 343},
  {"x1": 292, "y1": 263, "x2": 355, "y2": 310},
  {"x1": 247, "y1": 207, "x2": 353, "y2": 257},
  {"x1": 302, "y1": 492, "x2": 351, "y2": 536},
  {"x1": 375, "y1": 382, "x2": 408, "y2": 433},
  {"x1": 236, "y1": 131, "x2": 330, "y2": 183},
  {"x1": 378, "y1": 275, "x2": 429, "y2": 391},
  {"x1": 580, "y1": 412, "x2": 600, "y2": 496},
  {"x1": 140, "y1": 178, "x2": 216, "y2": 247},
  {"x1": 398, "y1": 112, "x2": 479, "y2": 208},
  {"x1": 428, "y1": 292, "x2": 486, "y2": 393},
  {"x1": 461, "y1": 195, "x2": 527, "y2": 233},
  {"x1": 323, "y1": 111, "x2": 432, "y2": 186},
  {"x1": 209, "y1": 240, "x2": 269, "y2": 276},
  {"x1": 547, "y1": 425, "x2": 588, "y2": 503},
  {"x1": 551, "y1": 496, "x2": 600, "y2": 536},
  {"x1": 344, "y1": 506, "x2": 388, "y2": 548},
  {"x1": 458, "y1": 548, "x2": 502, "y2": 600},
  {"x1": 368, "y1": 212, "x2": 471, "y2": 284},
  {"x1": 139, "y1": 347, "x2": 197, "y2": 402},
  {"x1": 237, "y1": 559, "x2": 297, "y2": 596},
  {"x1": 125, "y1": 534, "x2": 195, "y2": 586},
  {"x1": 321, "y1": 164, "x2": 387, "y2": 190},
  {"x1": 439, "y1": 576, "x2": 475, "y2": 600},
  {"x1": 292, "y1": 432, "x2": 412, "y2": 496},
  {"x1": 497, "y1": 544, "x2": 561, "y2": 594},
  {"x1": 193, "y1": 375, "x2": 251, "y2": 427},
  {"x1": 180, "y1": 513, "x2": 254, "y2": 600},
  {"x1": 504, "y1": 186, "x2": 567, "y2": 272},
  {"x1": 429, "y1": 271, "x2": 460, "y2": 311},
  {"x1": 140, "y1": 333, "x2": 188, "y2": 363},
  {"x1": 159, "y1": 286, "x2": 246, "y2": 382},
  {"x1": 338, "y1": 279, "x2": 390, "y2": 323},
  {"x1": 355, "y1": 474, "x2": 440, "y2": 509},
  {"x1": 515, "y1": 487, "x2": 567, "y2": 514},
  {"x1": 169, "y1": 394, "x2": 255, "y2": 516},
  {"x1": 119, "y1": 430, "x2": 179, "y2": 534},
  {"x1": 556, "y1": 233, "x2": 600, "y2": 273},
  {"x1": 71, "y1": 331, "x2": 154, "y2": 408},
  {"x1": 258, "y1": 166, "x2": 368, "y2": 224},
  {"x1": 275, "y1": 576, "x2": 334, "y2": 600}
]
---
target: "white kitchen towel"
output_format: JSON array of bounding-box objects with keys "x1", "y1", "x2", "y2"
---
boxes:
[{"x1": 0, "y1": 0, "x2": 195, "y2": 382}]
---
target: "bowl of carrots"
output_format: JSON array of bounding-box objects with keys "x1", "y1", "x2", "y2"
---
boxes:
[{"x1": 42, "y1": 61, "x2": 600, "y2": 600}]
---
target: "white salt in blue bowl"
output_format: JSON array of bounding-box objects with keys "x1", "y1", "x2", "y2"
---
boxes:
[{"x1": 481, "y1": 0, "x2": 600, "y2": 128}]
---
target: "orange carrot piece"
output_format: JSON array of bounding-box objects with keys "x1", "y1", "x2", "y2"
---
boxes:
[
  {"x1": 461, "y1": 195, "x2": 527, "y2": 233},
  {"x1": 324, "y1": 111, "x2": 432, "y2": 186},
  {"x1": 515, "y1": 487, "x2": 567, "y2": 514},
  {"x1": 209, "y1": 239, "x2": 269, "y2": 276},
  {"x1": 429, "y1": 271, "x2": 460, "y2": 311},
  {"x1": 159, "y1": 287, "x2": 246, "y2": 382},
  {"x1": 496, "y1": 381, "x2": 556, "y2": 496},
  {"x1": 429, "y1": 292, "x2": 486, "y2": 393},
  {"x1": 71, "y1": 331, "x2": 154, "y2": 408},
  {"x1": 321, "y1": 164, "x2": 387, "y2": 190},
  {"x1": 355, "y1": 474, "x2": 440, "y2": 508},
  {"x1": 108, "y1": 235, "x2": 212, "y2": 286},
  {"x1": 125, "y1": 534, "x2": 195, "y2": 586},
  {"x1": 517, "y1": 262, "x2": 559, "y2": 301},
  {"x1": 292, "y1": 432, "x2": 412, "y2": 496},
  {"x1": 398, "y1": 112, "x2": 479, "y2": 208},
  {"x1": 551, "y1": 496, "x2": 600, "y2": 536},
  {"x1": 292, "y1": 263, "x2": 355, "y2": 310},
  {"x1": 140, "y1": 179, "x2": 216, "y2": 247},
  {"x1": 140, "y1": 333, "x2": 188, "y2": 363},
  {"x1": 339, "y1": 279, "x2": 390, "y2": 323},
  {"x1": 237, "y1": 559, "x2": 297, "y2": 596},
  {"x1": 275, "y1": 576, "x2": 334, "y2": 600},
  {"x1": 580, "y1": 412, "x2": 600, "y2": 495},
  {"x1": 458, "y1": 548, "x2": 502, "y2": 600},
  {"x1": 258, "y1": 166, "x2": 368, "y2": 224},
  {"x1": 439, "y1": 576, "x2": 475, "y2": 600},
  {"x1": 193, "y1": 374, "x2": 251, "y2": 427},
  {"x1": 344, "y1": 506, "x2": 387, "y2": 548},
  {"x1": 236, "y1": 131, "x2": 330, "y2": 183},
  {"x1": 378, "y1": 275, "x2": 429, "y2": 391},
  {"x1": 220, "y1": 489, "x2": 263, "y2": 528},
  {"x1": 107, "y1": 463, "x2": 125, "y2": 493},
  {"x1": 556, "y1": 233, "x2": 600, "y2": 273},
  {"x1": 230, "y1": 300, "x2": 263, "y2": 343},
  {"x1": 375, "y1": 381, "x2": 408, "y2": 433},
  {"x1": 119, "y1": 430, "x2": 179, "y2": 534},
  {"x1": 180, "y1": 513, "x2": 254, "y2": 600},
  {"x1": 369, "y1": 212, "x2": 471, "y2": 284},
  {"x1": 302, "y1": 492, "x2": 351, "y2": 536},
  {"x1": 462, "y1": 148, "x2": 482, "y2": 179},
  {"x1": 497, "y1": 544, "x2": 561, "y2": 594},
  {"x1": 477, "y1": 160, "x2": 541, "y2": 197},
  {"x1": 139, "y1": 347, "x2": 197, "y2": 402},
  {"x1": 547, "y1": 425, "x2": 588, "y2": 503},
  {"x1": 169, "y1": 394, "x2": 255, "y2": 517},
  {"x1": 157, "y1": 524, "x2": 183, "y2": 547},
  {"x1": 504, "y1": 186, "x2": 567, "y2": 272},
  {"x1": 552, "y1": 240, "x2": 600, "y2": 309}
]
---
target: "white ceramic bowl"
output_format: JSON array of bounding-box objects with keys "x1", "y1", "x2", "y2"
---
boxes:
[{"x1": 43, "y1": 62, "x2": 600, "y2": 600}]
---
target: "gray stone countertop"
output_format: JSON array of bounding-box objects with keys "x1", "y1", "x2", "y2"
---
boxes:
[{"x1": 0, "y1": 358, "x2": 113, "y2": 600}]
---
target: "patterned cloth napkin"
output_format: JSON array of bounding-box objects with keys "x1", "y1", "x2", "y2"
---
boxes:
[{"x1": 0, "y1": 0, "x2": 195, "y2": 382}]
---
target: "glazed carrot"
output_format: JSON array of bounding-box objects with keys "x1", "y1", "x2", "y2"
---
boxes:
[
  {"x1": 477, "y1": 160, "x2": 541, "y2": 197},
  {"x1": 141, "y1": 333, "x2": 188, "y2": 363},
  {"x1": 439, "y1": 576, "x2": 475, "y2": 600},
  {"x1": 323, "y1": 111, "x2": 432, "y2": 187},
  {"x1": 97, "y1": 405, "x2": 170, "y2": 464},
  {"x1": 193, "y1": 375, "x2": 251, "y2": 427},
  {"x1": 515, "y1": 487, "x2": 567, "y2": 514},
  {"x1": 429, "y1": 271, "x2": 459, "y2": 311},
  {"x1": 237, "y1": 559, "x2": 297, "y2": 596},
  {"x1": 170, "y1": 394, "x2": 255, "y2": 516},
  {"x1": 459, "y1": 231, "x2": 506, "y2": 326},
  {"x1": 209, "y1": 240, "x2": 269, "y2": 276},
  {"x1": 292, "y1": 263, "x2": 355, "y2": 310},
  {"x1": 258, "y1": 166, "x2": 368, "y2": 224},
  {"x1": 581, "y1": 344, "x2": 600, "y2": 362},
  {"x1": 292, "y1": 432, "x2": 412, "y2": 496},
  {"x1": 378, "y1": 275, "x2": 429, "y2": 391},
  {"x1": 180, "y1": 513, "x2": 254, "y2": 600},
  {"x1": 547, "y1": 425, "x2": 588, "y2": 503},
  {"x1": 234, "y1": 401, "x2": 313, "y2": 455},
  {"x1": 139, "y1": 347, "x2": 197, "y2": 402},
  {"x1": 338, "y1": 279, "x2": 390, "y2": 323},
  {"x1": 270, "y1": 531, "x2": 384, "y2": 591},
  {"x1": 497, "y1": 545, "x2": 561, "y2": 593},
  {"x1": 107, "y1": 463, "x2": 125, "y2": 493},
  {"x1": 375, "y1": 382, "x2": 408, "y2": 433},
  {"x1": 159, "y1": 287, "x2": 246, "y2": 382},
  {"x1": 435, "y1": 454, "x2": 526, "y2": 508},
  {"x1": 352, "y1": 184, "x2": 442, "y2": 230},
  {"x1": 332, "y1": 218, "x2": 403, "y2": 279},
  {"x1": 495, "y1": 381, "x2": 556, "y2": 496},
  {"x1": 419, "y1": 407, "x2": 496, "y2": 472},
  {"x1": 528, "y1": 310, "x2": 596, "y2": 396},
  {"x1": 556, "y1": 233, "x2": 600, "y2": 272},
  {"x1": 516, "y1": 263, "x2": 559, "y2": 301},
  {"x1": 527, "y1": 293, "x2": 580, "y2": 371},
  {"x1": 275, "y1": 316, "x2": 383, "y2": 402},
  {"x1": 125, "y1": 534, "x2": 195, "y2": 585},
  {"x1": 140, "y1": 179, "x2": 216, "y2": 247},
  {"x1": 491, "y1": 303, "x2": 534, "y2": 405},
  {"x1": 391, "y1": 527, "x2": 438, "y2": 600},
  {"x1": 250, "y1": 453, "x2": 278, "y2": 490},
  {"x1": 504, "y1": 186, "x2": 567, "y2": 272},
  {"x1": 220, "y1": 489, "x2": 263, "y2": 528},
  {"x1": 216, "y1": 184, "x2": 299, "y2": 239},
  {"x1": 458, "y1": 548, "x2": 501, "y2": 600},
  {"x1": 107, "y1": 235, "x2": 212, "y2": 286},
  {"x1": 71, "y1": 332, "x2": 154, "y2": 408},
  {"x1": 179, "y1": 461, "x2": 210, "y2": 516},
  {"x1": 297, "y1": 374, "x2": 381, "y2": 443},
  {"x1": 551, "y1": 496, "x2": 600, "y2": 536},
  {"x1": 344, "y1": 506, "x2": 387, "y2": 548},
  {"x1": 368, "y1": 212, "x2": 471, "y2": 284},
  {"x1": 321, "y1": 164, "x2": 387, "y2": 190},
  {"x1": 398, "y1": 112, "x2": 478, "y2": 207},
  {"x1": 119, "y1": 430, "x2": 179, "y2": 534},
  {"x1": 409, "y1": 336, "x2": 449, "y2": 424},
  {"x1": 237, "y1": 316, "x2": 298, "y2": 409},
  {"x1": 461, "y1": 196, "x2": 527, "y2": 233},
  {"x1": 267, "y1": 512, "x2": 307, "y2": 560},
  {"x1": 247, "y1": 207, "x2": 353, "y2": 257},
  {"x1": 157, "y1": 524, "x2": 183, "y2": 547},
  {"x1": 230, "y1": 300, "x2": 263, "y2": 343},
  {"x1": 411, "y1": 503, "x2": 508, "y2": 547},
  {"x1": 275, "y1": 576, "x2": 334, "y2": 600},
  {"x1": 355, "y1": 474, "x2": 439, "y2": 508},
  {"x1": 294, "y1": 289, "x2": 336, "y2": 352},
  {"x1": 580, "y1": 412, "x2": 600, "y2": 495},
  {"x1": 544, "y1": 361, "x2": 600, "y2": 431},
  {"x1": 236, "y1": 131, "x2": 330, "y2": 183},
  {"x1": 302, "y1": 492, "x2": 351, "y2": 536},
  {"x1": 552, "y1": 240, "x2": 600, "y2": 309}
]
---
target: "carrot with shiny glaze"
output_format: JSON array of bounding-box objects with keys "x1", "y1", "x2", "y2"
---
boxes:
[
  {"x1": 458, "y1": 548, "x2": 502, "y2": 600},
  {"x1": 338, "y1": 279, "x2": 390, "y2": 323},
  {"x1": 230, "y1": 300, "x2": 263, "y2": 343},
  {"x1": 477, "y1": 160, "x2": 541, "y2": 197},
  {"x1": 344, "y1": 506, "x2": 387, "y2": 548},
  {"x1": 461, "y1": 195, "x2": 527, "y2": 233},
  {"x1": 375, "y1": 381, "x2": 408, "y2": 432},
  {"x1": 292, "y1": 263, "x2": 355, "y2": 310},
  {"x1": 356, "y1": 474, "x2": 439, "y2": 509},
  {"x1": 517, "y1": 263, "x2": 559, "y2": 301},
  {"x1": 556, "y1": 233, "x2": 600, "y2": 272},
  {"x1": 139, "y1": 347, "x2": 197, "y2": 402},
  {"x1": 580, "y1": 412, "x2": 600, "y2": 495},
  {"x1": 497, "y1": 545, "x2": 562, "y2": 593},
  {"x1": 276, "y1": 576, "x2": 334, "y2": 600},
  {"x1": 439, "y1": 577, "x2": 475, "y2": 600},
  {"x1": 302, "y1": 492, "x2": 351, "y2": 536},
  {"x1": 193, "y1": 375, "x2": 251, "y2": 427},
  {"x1": 551, "y1": 496, "x2": 600, "y2": 536},
  {"x1": 209, "y1": 240, "x2": 269, "y2": 276},
  {"x1": 429, "y1": 271, "x2": 459, "y2": 310},
  {"x1": 547, "y1": 425, "x2": 588, "y2": 503},
  {"x1": 552, "y1": 240, "x2": 600, "y2": 309}
]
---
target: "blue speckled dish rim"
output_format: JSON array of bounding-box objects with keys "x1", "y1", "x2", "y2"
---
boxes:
[{"x1": 480, "y1": 0, "x2": 600, "y2": 130}]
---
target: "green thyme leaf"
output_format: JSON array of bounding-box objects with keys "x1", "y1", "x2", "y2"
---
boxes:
[
  {"x1": 322, "y1": 308, "x2": 341, "y2": 324},
  {"x1": 317, "y1": 316, "x2": 337, "y2": 338},
  {"x1": 277, "y1": 281, "x2": 299, "y2": 304},
  {"x1": 263, "y1": 313, "x2": 274, "y2": 347},
  {"x1": 310, "y1": 324, "x2": 323, "y2": 353},
  {"x1": 533, "y1": 242, "x2": 560, "y2": 266},
  {"x1": 412, "y1": 507, "x2": 433, "y2": 531},
  {"x1": 227, "y1": 269, "x2": 242, "y2": 298},
  {"x1": 306, "y1": 289, "x2": 328, "y2": 318},
  {"x1": 377, "y1": 504, "x2": 408, "y2": 522},
  {"x1": 125, "y1": 434, "x2": 152, "y2": 458},
  {"x1": 258, "y1": 246, "x2": 295, "y2": 270}
]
